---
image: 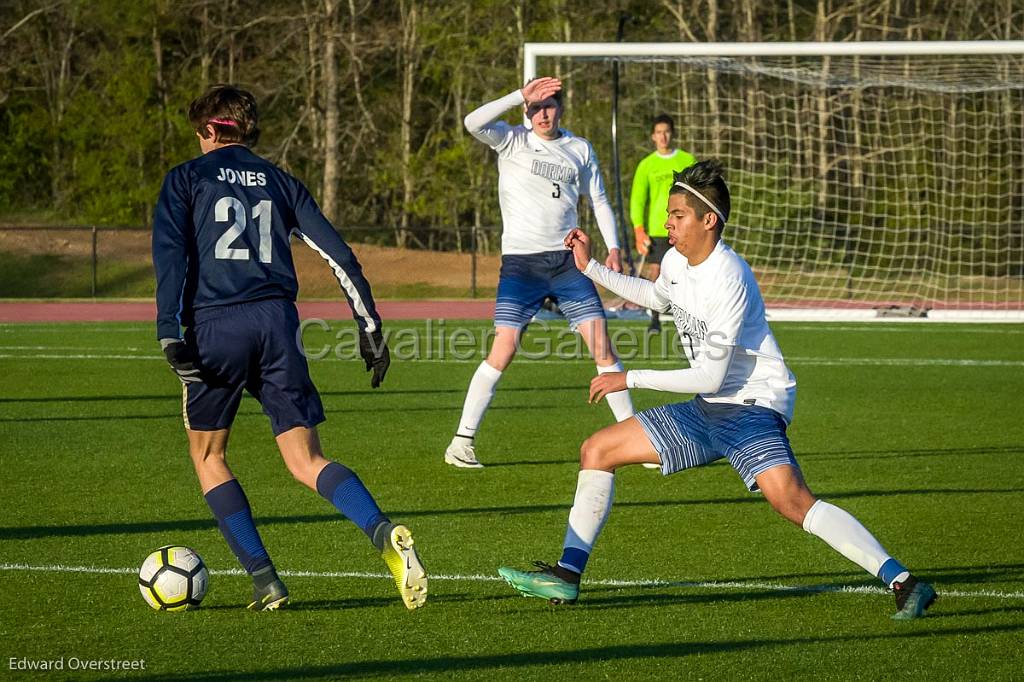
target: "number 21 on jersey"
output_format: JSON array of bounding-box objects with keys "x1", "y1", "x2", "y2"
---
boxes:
[{"x1": 214, "y1": 197, "x2": 273, "y2": 263}]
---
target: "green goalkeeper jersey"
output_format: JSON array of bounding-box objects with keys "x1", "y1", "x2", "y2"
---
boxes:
[{"x1": 629, "y1": 149, "x2": 697, "y2": 237}]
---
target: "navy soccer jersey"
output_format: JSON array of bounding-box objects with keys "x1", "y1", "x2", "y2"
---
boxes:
[{"x1": 153, "y1": 144, "x2": 379, "y2": 340}]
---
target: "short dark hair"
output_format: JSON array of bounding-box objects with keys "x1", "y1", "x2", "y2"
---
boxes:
[
  {"x1": 188, "y1": 85, "x2": 260, "y2": 146},
  {"x1": 651, "y1": 113, "x2": 674, "y2": 134},
  {"x1": 670, "y1": 159, "x2": 730, "y2": 229}
]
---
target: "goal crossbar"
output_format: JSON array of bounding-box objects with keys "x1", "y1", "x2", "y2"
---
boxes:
[{"x1": 524, "y1": 41, "x2": 1024, "y2": 81}]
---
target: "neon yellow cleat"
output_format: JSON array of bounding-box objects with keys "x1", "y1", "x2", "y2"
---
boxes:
[{"x1": 382, "y1": 525, "x2": 428, "y2": 609}]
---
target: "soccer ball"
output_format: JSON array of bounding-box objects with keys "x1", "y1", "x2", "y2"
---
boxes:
[{"x1": 138, "y1": 546, "x2": 209, "y2": 611}]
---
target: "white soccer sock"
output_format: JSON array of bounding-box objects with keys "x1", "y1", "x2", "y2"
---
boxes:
[
  {"x1": 559, "y1": 469, "x2": 615, "y2": 573},
  {"x1": 802, "y1": 499, "x2": 894, "y2": 578},
  {"x1": 597, "y1": 361, "x2": 634, "y2": 422},
  {"x1": 454, "y1": 361, "x2": 503, "y2": 439}
]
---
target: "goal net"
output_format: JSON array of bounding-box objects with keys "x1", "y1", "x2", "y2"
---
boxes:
[{"x1": 526, "y1": 42, "x2": 1024, "y2": 319}]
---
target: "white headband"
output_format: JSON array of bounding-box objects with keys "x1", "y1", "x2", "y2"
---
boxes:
[{"x1": 674, "y1": 182, "x2": 726, "y2": 225}]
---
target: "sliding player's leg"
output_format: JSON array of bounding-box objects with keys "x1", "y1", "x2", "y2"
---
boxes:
[
  {"x1": 498, "y1": 417, "x2": 659, "y2": 603},
  {"x1": 755, "y1": 465, "x2": 936, "y2": 618},
  {"x1": 712, "y1": 401, "x2": 937, "y2": 620},
  {"x1": 276, "y1": 426, "x2": 427, "y2": 609}
]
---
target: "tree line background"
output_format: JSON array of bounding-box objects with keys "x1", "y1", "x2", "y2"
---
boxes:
[{"x1": 1, "y1": 0, "x2": 1021, "y2": 253}]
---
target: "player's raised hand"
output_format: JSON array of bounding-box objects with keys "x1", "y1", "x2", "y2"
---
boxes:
[
  {"x1": 564, "y1": 228, "x2": 591, "y2": 271},
  {"x1": 359, "y1": 329, "x2": 391, "y2": 388},
  {"x1": 521, "y1": 77, "x2": 562, "y2": 106},
  {"x1": 589, "y1": 371, "x2": 627, "y2": 404},
  {"x1": 605, "y1": 247, "x2": 623, "y2": 273}
]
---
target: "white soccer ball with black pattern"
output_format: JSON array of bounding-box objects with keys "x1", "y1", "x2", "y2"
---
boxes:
[{"x1": 138, "y1": 546, "x2": 209, "y2": 611}]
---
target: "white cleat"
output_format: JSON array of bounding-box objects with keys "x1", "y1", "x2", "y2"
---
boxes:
[
  {"x1": 445, "y1": 440, "x2": 484, "y2": 469},
  {"x1": 642, "y1": 462, "x2": 661, "y2": 470}
]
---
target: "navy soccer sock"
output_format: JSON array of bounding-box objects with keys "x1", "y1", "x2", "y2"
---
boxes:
[
  {"x1": 204, "y1": 479, "x2": 272, "y2": 575},
  {"x1": 316, "y1": 462, "x2": 391, "y2": 551}
]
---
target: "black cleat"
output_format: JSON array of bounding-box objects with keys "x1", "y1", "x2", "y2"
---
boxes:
[
  {"x1": 892, "y1": 575, "x2": 936, "y2": 620},
  {"x1": 247, "y1": 577, "x2": 289, "y2": 611}
]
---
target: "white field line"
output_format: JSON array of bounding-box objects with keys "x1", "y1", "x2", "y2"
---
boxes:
[
  {"x1": 1, "y1": 562, "x2": 1021, "y2": 601},
  {"x1": 1, "y1": 351, "x2": 1023, "y2": 368}
]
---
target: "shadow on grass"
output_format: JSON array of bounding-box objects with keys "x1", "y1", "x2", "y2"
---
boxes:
[
  {"x1": 0, "y1": 385, "x2": 591, "y2": 404},
  {"x1": 4, "y1": 490, "x2": 1023, "y2": 540},
  {"x1": 104, "y1": 623, "x2": 1024, "y2": 681},
  {"x1": 798, "y1": 444, "x2": 1024, "y2": 461},
  {"x1": 0, "y1": 401, "x2": 580, "y2": 423},
  {"x1": 206, "y1": 589, "x2": 524, "y2": 612}
]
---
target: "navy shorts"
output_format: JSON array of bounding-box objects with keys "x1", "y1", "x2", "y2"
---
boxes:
[
  {"x1": 634, "y1": 397, "x2": 798, "y2": 492},
  {"x1": 494, "y1": 250, "x2": 605, "y2": 329},
  {"x1": 182, "y1": 298, "x2": 325, "y2": 436},
  {"x1": 646, "y1": 237, "x2": 672, "y2": 265}
]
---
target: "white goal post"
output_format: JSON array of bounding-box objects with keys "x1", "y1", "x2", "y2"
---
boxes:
[{"x1": 524, "y1": 41, "x2": 1024, "y2": 322}]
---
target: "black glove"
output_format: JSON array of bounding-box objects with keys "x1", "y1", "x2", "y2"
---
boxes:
[
  {"x1": 358, "y1": 329, "x2": 390, "y2": 389},
  {"x1": 161, "y1": 339, "x2": 203, "y2": 384}
]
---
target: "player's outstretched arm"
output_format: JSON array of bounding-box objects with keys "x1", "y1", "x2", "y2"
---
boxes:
[{"x1": 565, "y1": 229, "x2": 666, "y2": 311}]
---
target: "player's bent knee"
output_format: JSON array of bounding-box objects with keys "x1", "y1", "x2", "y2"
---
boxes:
[{"x1": 579, "y1": 436, "x2": 614, "y2": 472}]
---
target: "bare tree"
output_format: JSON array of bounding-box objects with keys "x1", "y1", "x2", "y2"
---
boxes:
[{"x1": 321, "y1": 0, "x2": 340, "y2": 221}]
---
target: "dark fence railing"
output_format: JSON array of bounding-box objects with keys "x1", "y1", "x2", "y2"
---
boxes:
[{"x1": 0, "y1": 224, "x2": 522, "y2": 298}]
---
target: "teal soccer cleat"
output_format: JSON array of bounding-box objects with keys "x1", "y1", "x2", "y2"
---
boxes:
[
  {"x1": 891, "y1": 576, "x2": 937, "y2": 620},
  {"x1": 498, "y1": 562, "x2": 579, "y2": 605}
]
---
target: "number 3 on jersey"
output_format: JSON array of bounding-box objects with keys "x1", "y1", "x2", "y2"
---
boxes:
[
  {"x1": 214, "y1": 197, "x2": 273, "y2": 263},
  {"x1": 551, "y1": 182, "x2": 561, "y2": 199}
]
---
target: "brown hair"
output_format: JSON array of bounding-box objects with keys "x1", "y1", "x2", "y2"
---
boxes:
[
  {"x1": 187, "y1": 85, "x2": 260, "y2": 146},
  {"x1": 651, "y1": 113, "x2": 674, "y2": 134}
]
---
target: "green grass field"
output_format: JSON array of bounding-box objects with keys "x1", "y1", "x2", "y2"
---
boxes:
[{"x1": 1, "y1": 319, "x2": 1023, "y2": 681}]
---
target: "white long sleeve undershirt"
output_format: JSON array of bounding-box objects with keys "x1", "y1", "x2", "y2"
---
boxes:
[
  {"x1": 583, "y1": 258, "x2": 736, "y2": 395},
  {"x1": 463, "y1": 90, "x2": 525, "y2": 147}
]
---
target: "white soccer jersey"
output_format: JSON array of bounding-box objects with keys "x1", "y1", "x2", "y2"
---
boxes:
[
  {"x1": 464, "y1": 90, "x2": 619, "y2": 255},
  {"x1": 585, "y1": 240, "x2": 797, "y2": 421}
]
